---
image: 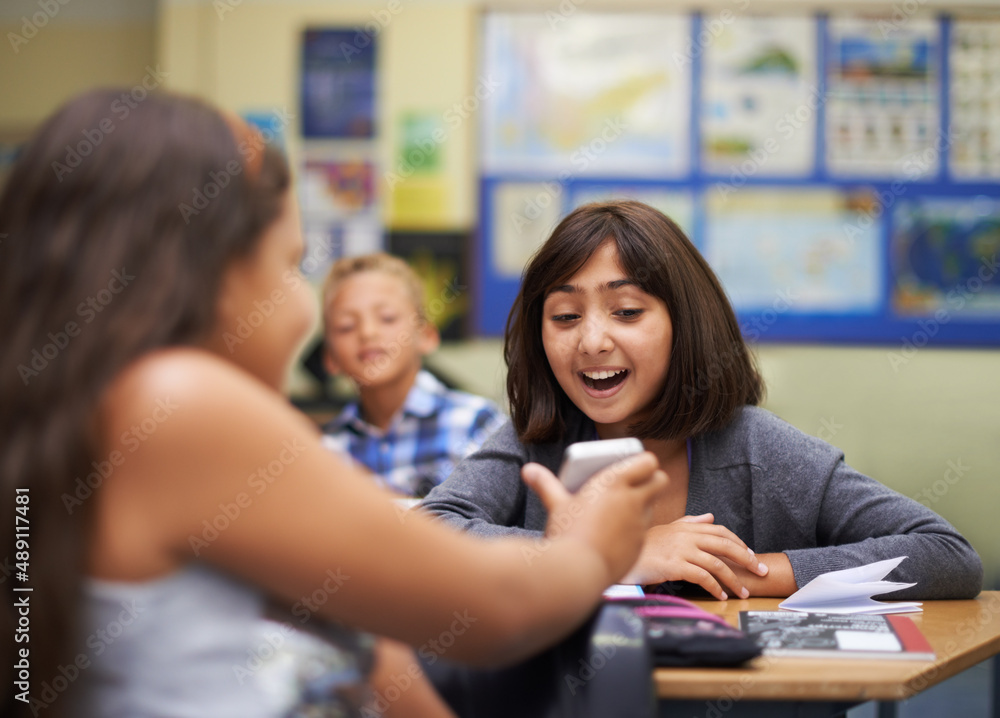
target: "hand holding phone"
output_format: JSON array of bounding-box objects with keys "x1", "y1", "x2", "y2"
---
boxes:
[{"x1": 558, "y1": 437, "x2": 644, "y2": 492}]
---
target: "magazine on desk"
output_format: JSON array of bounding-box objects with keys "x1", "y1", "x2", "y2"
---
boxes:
[{"x1": 738, "y1": 611, "x2": 935, "y2": 660}]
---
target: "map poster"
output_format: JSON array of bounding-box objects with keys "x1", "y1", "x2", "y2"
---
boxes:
[
  {"x1": 891, "y1": 197, "x2": 1000, "y2": 317},
  {"x1": 704, "y1": 188, "x2": 882, "y2": 315},
  {"x1": 481, "y1": 13, "x2": 691, "y2": 177}
]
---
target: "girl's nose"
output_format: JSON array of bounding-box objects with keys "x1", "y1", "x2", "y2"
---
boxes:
[{"x1": 577, "y1": 317, "x2": 613, "y2": 355}]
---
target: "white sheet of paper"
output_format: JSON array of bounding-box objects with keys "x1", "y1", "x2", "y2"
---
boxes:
[{"x1": 779, "y1": 556, "x2": 923, "y2": 614}]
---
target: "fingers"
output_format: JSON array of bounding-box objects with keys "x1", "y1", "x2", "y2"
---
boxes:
[
  {"x1": 677, "y1": 513, "x2": 714, "y2": 524},
  {"x1": 521, "y1": 462, "x2": 570, "y2": 513},
  {"x1": 673, "y1": 521, "x2": 769, "y2": 578}
]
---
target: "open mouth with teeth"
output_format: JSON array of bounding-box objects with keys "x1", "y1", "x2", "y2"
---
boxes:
[{"x1": 581, "y1": 369, "x2": 628, "y2": 391}]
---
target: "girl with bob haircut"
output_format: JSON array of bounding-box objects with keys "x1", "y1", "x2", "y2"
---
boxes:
[
  {"x1": 0, "y1": 91, "x2": 666, "y2": 718},
  {"x1": 422, "y1": 200, "x2": 982, "y2": 603}
]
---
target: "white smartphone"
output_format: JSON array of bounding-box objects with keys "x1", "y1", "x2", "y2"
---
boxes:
[{"x1": 557, "y1": 437, "x2": 644, "y2": 493}]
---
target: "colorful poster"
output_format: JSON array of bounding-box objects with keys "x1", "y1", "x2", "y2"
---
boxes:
[
  {"x1": 481, "y1": 13, "x2": 691, "y2": 177},
  {"x1": 301, "y1": 28, "x2": 376, "y2": 138},
  {"x1": 701, "y1": 15, "x2": 818, "y2": 177},
  {"x1": 299, "y1": 157, "x2": 381, "y2": 280},
  {"x1": 301, "y1": 159, "x2": 376, "y2": 215},
  {"x1": 704, "y1": 189, "x2": 882, "y2": 313},
  {"x1": 825, "y1": 16, "x2": 940, "y2": 179},
  {"x1": 891, "y1": 197, "x2": 1000, "y2": 316},
  {"x1": 388, "y1": 231, "x2": 470, "y2": 340},
  {"x1": 949, "y1": 20, "x2": 1000, "y2": 180}
]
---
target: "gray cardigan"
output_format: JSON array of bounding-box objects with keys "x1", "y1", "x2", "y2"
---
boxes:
[{"x1": 421, "y1": 406, "x2": 983, "y2": 599}]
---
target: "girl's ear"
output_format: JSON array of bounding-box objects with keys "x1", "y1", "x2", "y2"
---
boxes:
[{"x1": 416, "y1": 320, "x2": 441, "y2": 357}]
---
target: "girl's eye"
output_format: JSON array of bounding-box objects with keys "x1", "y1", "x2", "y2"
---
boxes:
[
  {"x1": 550, "y1": 313, "x2": 579, "y2": 322},
  {"x1": 616, "y1": 309, "x2": 644, "y2": 319},
  {"x1": 381, "y1": 314, "x2": 399, "y2": 323}
]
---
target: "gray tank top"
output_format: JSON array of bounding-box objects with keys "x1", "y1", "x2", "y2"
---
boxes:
[{"x1": 77, "y1": 563, "x2": 374, "y2": 717}]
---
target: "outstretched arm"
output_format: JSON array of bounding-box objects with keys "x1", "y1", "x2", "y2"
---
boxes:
[{"x1": 94, "y1": 349, "x2": 666, "y2": 667}]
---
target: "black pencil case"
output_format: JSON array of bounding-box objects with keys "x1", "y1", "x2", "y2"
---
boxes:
[{"x1": 606, "y1": 595, "x2": 762, "y2": 667}]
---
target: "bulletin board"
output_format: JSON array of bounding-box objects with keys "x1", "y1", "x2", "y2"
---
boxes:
[{"x1": 476, "y1": 12, "x2": 1000, "y2": 346}]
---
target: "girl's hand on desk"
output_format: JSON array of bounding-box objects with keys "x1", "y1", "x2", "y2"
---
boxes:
[
  {"x1": 722, "y1": 552, "x2": 797, "y2": 597},
  {"x1": 621, "y1": 514, "x2": 769, "y2": 601},
  {"x1": 521, "y1": 452, "x2": 666, "y2": 585}
]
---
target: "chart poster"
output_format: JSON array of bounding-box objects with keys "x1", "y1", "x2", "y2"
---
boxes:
[
  {"x1": 301, "y1": 28, "x2": 376, "y2": 138},
  {"x1": 825, "y1": 16, "x2": 940, "y2": 179},
  {"x1": 701, "y1": 15, "x2": 818, "y2": 178},
  {"x1": 891, "y1": 197, "x2": 1000, "y2": 317},
  {"x1": 949, "y1": 20, "x2": 1000, "y2": 181},
  {"x1": 568, "y1": 184, "x2": 695, "y2": 237},
  {"x1": 704, "y1": 188, "x2": 882, "y2": 314},
  {"x1": 481, "y1": 13, "x2": 691, "y2": 177}
]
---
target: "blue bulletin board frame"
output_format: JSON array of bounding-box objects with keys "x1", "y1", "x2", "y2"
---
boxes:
[{"x1": 475, "y1": 13, "x2": 1000, "y2": 347}]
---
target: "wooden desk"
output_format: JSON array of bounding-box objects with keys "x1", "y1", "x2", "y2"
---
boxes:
[{"x1": 655, "y1": 591, "x2": 1000, "y2": 718}]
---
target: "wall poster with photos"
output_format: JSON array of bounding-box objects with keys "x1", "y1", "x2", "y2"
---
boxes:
[{"x1": 476, "y1": 11, "x2": 1000, "y2": 346}]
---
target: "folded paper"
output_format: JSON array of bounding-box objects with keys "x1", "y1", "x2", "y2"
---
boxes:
[{"x1": 779, "y1": 556, "x2": 922, "y2": 614}]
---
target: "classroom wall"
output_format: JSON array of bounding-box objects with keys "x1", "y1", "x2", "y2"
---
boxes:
[
  {"x1": 0, "y1": 1, "x2": 157, "y2": 130},
  {"x1": 1, "y1": 0, "x2": 995, "y2": 587}
]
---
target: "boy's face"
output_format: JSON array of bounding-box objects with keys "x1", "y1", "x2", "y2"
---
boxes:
[{"x1": 324, "y1": 270, "x2": 439, "y2": 388}]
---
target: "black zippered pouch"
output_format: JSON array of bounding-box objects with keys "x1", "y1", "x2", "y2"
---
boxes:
[{"x1": 606, "y1": 595, "x2": 762, "y2": 667}]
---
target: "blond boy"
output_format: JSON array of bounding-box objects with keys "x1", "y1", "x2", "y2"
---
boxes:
[{"x1": 320, "y1": 253, "x2": 506, "y2": 497}]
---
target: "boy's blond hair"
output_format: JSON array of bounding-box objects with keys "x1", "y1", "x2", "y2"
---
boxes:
[{"x1": 322, "y1": 252, "x2": 427, "y2": 323}]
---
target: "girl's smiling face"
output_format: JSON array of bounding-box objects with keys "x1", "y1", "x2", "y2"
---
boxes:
[{"x1": 541, "y1": 239, "x2": 673, "y2": 439}]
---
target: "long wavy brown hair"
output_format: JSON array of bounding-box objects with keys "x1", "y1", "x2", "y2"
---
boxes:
[{"x1": 0, "y1": 89, "x2": 289, "y2": 716}]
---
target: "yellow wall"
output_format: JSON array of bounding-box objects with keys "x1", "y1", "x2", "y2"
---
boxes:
[
  {"x1": 0, "y1": 22, "x2": 156, "y2": 129},
  {"x1": 157, "y1": 0, "x2": 478, "y2": 230}
]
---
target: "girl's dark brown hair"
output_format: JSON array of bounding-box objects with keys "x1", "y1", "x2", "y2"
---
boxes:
[
  {"x1": 0, "y1": 89, "x2": 289, "y2": 716},
  {"x1": 505, "y1": 200, "x2": 763, "y2": 444}
]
